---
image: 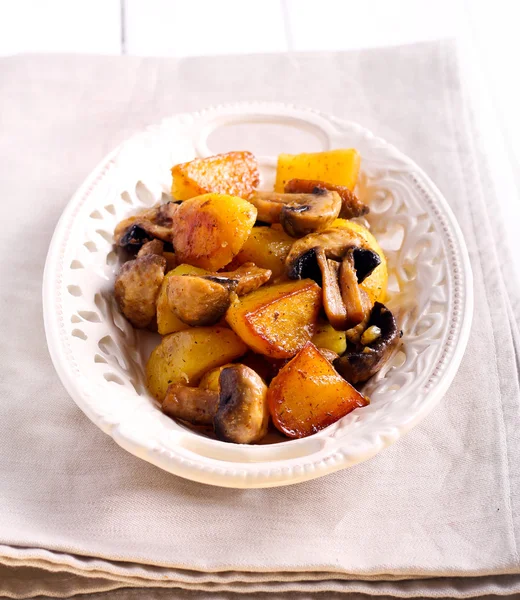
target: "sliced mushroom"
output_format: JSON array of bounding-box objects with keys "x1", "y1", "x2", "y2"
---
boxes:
[
  {"x1": 114, "y1": 253, "x2": 166, "y2": 328},
  {"x1": 167, "y1": 275, "x2": 237, "y2": 327},
  {"x1": 248, "y1": 189, "x2": 341, "y2": 237},
  {"x1": 286, "y1": 226, "x2": 374, "y2": 278},
  {"x1": 214, "y1": 365, "x2": 269, "y2": 444},
  {"x1": 162, "y1": 385, "x2": 219, "y2": 426},
  {"x1": 334, "y1": 302, "x2": 400, "y2": 384},
  {"x1": 284, "y1": 179, "x2": 369, "y2": 219},
  {"x1": 114, "y1": 202, "x2": 178, "y2": 251},
  {"x1": 315, "y1": 249, "x2": 348, "y2": 330},
  {"x1": 218, "y1": 262, "x2": 272, "y2": 295},
  {"x1": 338, "y1": 248, "x2": 372, "y2": 328}
]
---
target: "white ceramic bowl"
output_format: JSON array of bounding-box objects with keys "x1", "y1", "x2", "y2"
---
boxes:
[{"x1": 43, "y1": 103, "x2": 472, "y2": 488}]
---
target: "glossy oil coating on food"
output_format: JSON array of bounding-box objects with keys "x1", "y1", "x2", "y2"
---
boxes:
[{"x1": 112, "y1": 148, "x2": 399, "y2": 443}]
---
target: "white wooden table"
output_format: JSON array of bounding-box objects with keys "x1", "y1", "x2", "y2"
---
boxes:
[{"x1": 1, "y1": 0, "x2": 519, "y2": 273}]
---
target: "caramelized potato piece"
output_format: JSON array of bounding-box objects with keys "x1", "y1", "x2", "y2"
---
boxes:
[
  {"x1": 332, "y1": 219, "x2": 387, "y2": 305},
  {"x1": 172, "y1": 193, "x2": 257, "y2": 270},
  {"x1": 171, "y1": 151, "x2": 259, "y2": 201},
  {"x1": 311, "y1": 322, "x2": 347, "y2": 355},
  {"x1": 275, "y1": 149, "x2": 361, "y2": 193},
  {"x1": 226, "y1": 279, "x2": 321, "y2": 359},
  {"x1": 235, "y1": 226, "x2": 294, "y2": 277},
  {"x1": 198, "y1": 363, "x2": 235, "y2": 392},
  {"x1": 267, "y1": 342, "x2": 369, "y2": 438},
  {"x1": 156, "y1": 264, "x2": 208, "y2": 335},
  {"x1": 146, "y1": 326, "x2": 247, "y2": 401}
]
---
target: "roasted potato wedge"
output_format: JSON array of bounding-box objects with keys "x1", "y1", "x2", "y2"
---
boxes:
[
  {"x1": 172, "y1": 193, "x2": 257, "y2": 270},
  {"x1": 311, "y1": 322, "x2": 347, "y2": 355},
  {"x1": 235, "y1": 226, "x2": 294, "y2": 278},
  {"x1": 171, "y1": 151, "x2": 259, "y2": 201},
  {"x1": 146, "y1": 326, "x2": 247, "y2": 401},
  {"x1": 332, "y1": 219, "x2": 387, "y2": 305},
  {"x1": 156, "y1": 264, "x2": 208, "y2": 335},
  {"x1": 267, "y1": 342, "x2": 369, "y2": 438},
  {"x1": 275, "y1": 149, "x2": 361, "y2": 193},
  {"x1": 226, "y1": 279, "x2": 321, "y2": 359}
]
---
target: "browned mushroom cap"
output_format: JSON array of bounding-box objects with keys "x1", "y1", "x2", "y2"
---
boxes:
[
  {"x1": 218, "y1": 262, "x2": 272, "y2": 295},
  {"x1": 214, "y1": 364, "x2": 269, "y2": 444},
  {"x1": 334, "y1": 302, "x2": 400, "y2": 384},
  {"x1": 284, "y1": 179, "x2": 369, "y2": 219},
  {"x1": 167, "y1": 275, "x2": 237, "y2": 327},
  {"x1": 162, "y1": 384, "x2": 219, "y2": 426},
  {"x1": 114, "y1": 202, "x2": 178, "y2": 251},
  {"x1": 248, "y1": 189, "x2": 341, "y2": 237},
  {"x1": 286, "y1": 227, "x2": 381, "y2": 282},
  {"x1": 114, "y1": 253, "x2": 166, "y2": 328}
]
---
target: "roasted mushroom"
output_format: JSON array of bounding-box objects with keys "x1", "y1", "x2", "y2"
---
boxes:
[
  {"x1": 137, "y1": 239, "x2": 164, "y2": 257},
  {"x1": 217, "y1": 263, "x2": 272, "y2": 295},
  {"x1": 214, "y1": 365, "x2": 269, "y2": 444},
  {"x1": 163, "y1": 364, "x2": 269, "y2": 444},
  {"x1": 162, "y1": 385, "x2": 219, "y2": 426},
  {"x1": 248, "y1": 189, "x2": 341, "y2": 237},
  {"x1": 286, "y1": 227, "x2": 380, "y2": 278},
  {"x1": 114, "y1": 253, "x2": 166, "y2": 328},
  {"x1": 286, "y1": 227, "x2": 381, "y2": 329},
  {"x1": 284, "y1": 179, "x2": 369, "y2": 219},
  {"x1": 338, "y1": 248, "x2": 372, "y2": 328},
  {"x1": 334, "y1": 302, "x2": 400, "y2": 384},
  {"x1": 114, "y1": 202, "x2": 178, "y2": 251},
  {"x1": 167, "y1": 275, "x2": 237, "y2": 327}
]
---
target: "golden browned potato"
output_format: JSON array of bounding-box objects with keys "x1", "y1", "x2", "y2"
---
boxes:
[
  {"x1": 267, "y1": 342, "x2": 369, "y2": 438},
  {"x1": 234, "y1": 226, "x2": 294, "y2": 278},
  {"x1": 171, "y1": 193, "x2": 257, "y2": 270},
  {"x1": 146, "y1": 326, "x2": 247, "y2": 401},
  {"x1": 171, "y1": 151, "x2": 259, "y2": 201},
  {"x1": 311, "y1": 322, "x2": 347, "y2": 355},
  {"x1": 156, "y1": 264, "x2": 208, "y2": 335},
  {"x1": 226, "y1": 279, "x2": 321, "y2": 359},
  {"x1": 275, "y1": 149, "x2": 361, "y2": 193}
]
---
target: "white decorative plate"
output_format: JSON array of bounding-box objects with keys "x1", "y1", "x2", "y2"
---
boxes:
[{"x1": 43, "y1": 103, "x2": 473, "y2": 488}]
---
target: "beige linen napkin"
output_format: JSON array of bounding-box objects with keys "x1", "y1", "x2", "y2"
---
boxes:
[{"x1": 1, "y1": 40, "x2": 520, "y2": 598}]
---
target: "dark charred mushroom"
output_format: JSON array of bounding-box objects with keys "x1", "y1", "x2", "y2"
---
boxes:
[
  {"x1": 114, "y1": 253, "x2": 166, "y2": 328},
  {"x1": 167, "y1": 275, "x2": 237, "y2": 327},
  {"x1": 284, "y1": 178, "x2": 369, "y2": 219},
  {"x1": 214, "y1": 365, "x2": 269, "y2": 444},
  {"x1": 114, "y1": 202, "x2": 178, "y2": 251},
  {"x1": 162, "y1": 385, "x2": 219, "y2": 426},
  {"x1": 248, "y1": 189, "x2": 341, "y2": 237},
  {"x1": 334, "y1": 302, "x2": 400, "y2": 384}
]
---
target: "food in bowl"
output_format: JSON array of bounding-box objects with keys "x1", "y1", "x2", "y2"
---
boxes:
[{"x1": 112, "y1": 149, "x2": 400, "y2": 444}]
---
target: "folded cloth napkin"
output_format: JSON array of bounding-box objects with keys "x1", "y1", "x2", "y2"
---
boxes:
[{"x1": 1, "y1": 40, "x2": 520, "y2": 599}]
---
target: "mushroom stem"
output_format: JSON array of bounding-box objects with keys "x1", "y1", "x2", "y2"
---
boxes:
[
  {"x1": 339, "y1": 249, "x2": 371, "y2": 328},
  {"x1": 315, "y1": 248, "x2": 349, "y2": 330},
  {"x1": 162, "y1": 385, "x2": 219, "y2": 425}
]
